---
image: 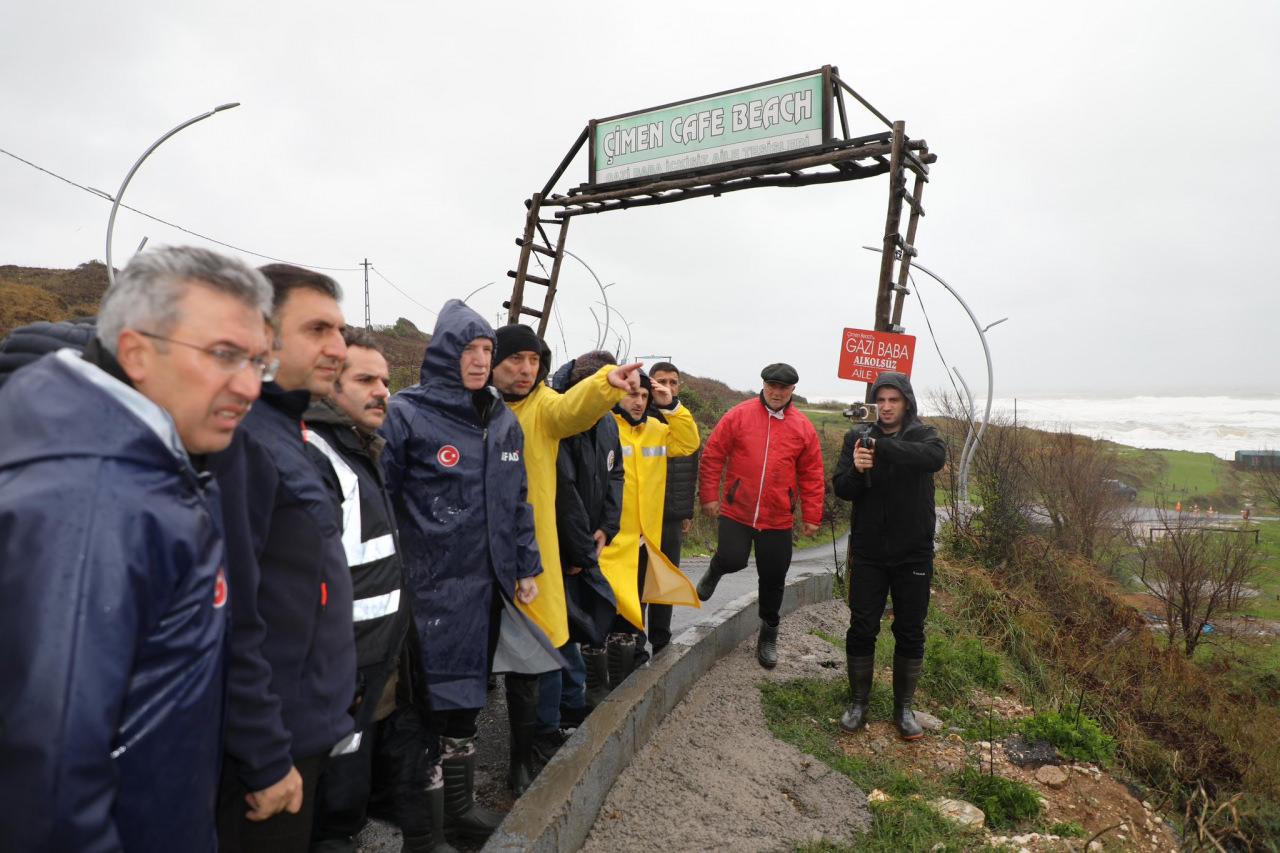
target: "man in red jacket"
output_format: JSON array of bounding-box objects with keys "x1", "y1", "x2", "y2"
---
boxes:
[{"x1": 697, "y1": 363, "x2": 825, "y2": 667}]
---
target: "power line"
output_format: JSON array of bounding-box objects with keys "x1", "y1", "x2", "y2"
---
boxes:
[
  {"x1": 0, "y1": 144, "x2": 360, "y2": 272},
  {"x1": 369, "y1": 265, "x2": 437, "y2": 316}
]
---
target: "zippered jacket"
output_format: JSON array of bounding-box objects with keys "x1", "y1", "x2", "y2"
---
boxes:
[
  {"x1": 0, "y1": 348, "x2": 227, "y2": 852},
  {"x1": 304, "y1": 400, "x2": 408, "y2": 726},
  {"x1": 831, "y1": 371, "x2": 946, "y2": 564},
  {"x1": 698, "y1": 396, "x2": 825, "y2": 531},
  {"x1": 600, "y1": 400, "x2": 701, "y2": 628},
  {"x1": 380, "y1": 300, "x2": 548, "y2": 710},
  {"x1": 210, "y1": 382, "x2": 357, "y2": 791},
  {"x1": 504, "y1": 364, "x2": 626, "y2": 647}
]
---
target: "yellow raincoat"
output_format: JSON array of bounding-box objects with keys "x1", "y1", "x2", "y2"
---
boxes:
[
  {"x1": 600, "y1": 402, "x2": 702, "y2": 629},
  {"x1": 508, "y1": 367, "x2": 625, "y2": 646}
]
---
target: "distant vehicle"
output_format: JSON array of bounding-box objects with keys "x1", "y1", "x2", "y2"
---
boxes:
[{"x1": 1103, "y1": 479, "x2": 1139, "y2": 502}]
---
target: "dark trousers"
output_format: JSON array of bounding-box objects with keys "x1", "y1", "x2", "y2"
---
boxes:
[
  {"x1": 217, "y1": 752, "x2": 326, "y2": 853},
  {"x1": 313, "y1": 705, "x2": 435, "y2": 843},
  {"x1": 845, "y1": 558, "x2": 933, "y2": 660},
  {"x1": 709, "y1": 516, "x2": 793, "y2": 626}
]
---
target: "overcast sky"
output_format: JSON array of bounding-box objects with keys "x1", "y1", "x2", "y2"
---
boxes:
[{"x1": 3, "y1": 1, "x2": 1277, "y2": 402}]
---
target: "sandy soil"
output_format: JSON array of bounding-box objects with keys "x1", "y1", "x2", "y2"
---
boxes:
[{"x1": 581, "y1": 599, "x2": 872, "y2": 852}]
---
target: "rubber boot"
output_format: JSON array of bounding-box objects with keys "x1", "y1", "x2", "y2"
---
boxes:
[
  {"x1": 756, "y1": 620, "x2": 779, "y2": 669},
  {"x1": 839, "y1": 654, "x2": 876, "y2": 733},
  {"x1": 531, "y1": 727, "x2": 570, "y2": 771},
  {"x1": 505, "y1": 675, "x2": 538, "y2": 795},
  {"x1": 440, "y1": 737, "x2": 502, "y2": 840},
  {"x1": 606, "y1": 634, "x2": 636, "y2": 688},
  {"x1": 583, "y1": 645, "x2": 611, "y2": 707},
  {"x1": 401, "y1": 784, "x2": 459, "y2": 853},
  {"x1": 892, "y1": 655, "x2": 925, "y2": 741},
  {"x1": 696, "y1": 562, "x2": 723, "y2": 602},
  {"x1": 560, "y1": 703, "x2": 587, "y2": 730}
]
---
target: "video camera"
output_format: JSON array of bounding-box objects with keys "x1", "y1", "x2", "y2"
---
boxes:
[{"x1": 842, "y1": 401, "x2": 879, "y2": 423}]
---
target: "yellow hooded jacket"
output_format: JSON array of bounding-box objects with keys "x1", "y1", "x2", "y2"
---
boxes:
[
  {"x1": 600, "y1": 401, "x2": 702, "y2": 629},
  {"x1": 507, "y1": 366, "x2": 626, "y2": 646}
]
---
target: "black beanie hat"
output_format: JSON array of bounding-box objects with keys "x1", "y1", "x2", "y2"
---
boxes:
[{"x1": 494, "y1": 324, "x2": 541, "y2": 363}]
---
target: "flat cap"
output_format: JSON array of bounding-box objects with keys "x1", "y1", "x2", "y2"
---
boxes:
[{"x1": 760, "y1": 362, "x2": 799, "y2": 385}]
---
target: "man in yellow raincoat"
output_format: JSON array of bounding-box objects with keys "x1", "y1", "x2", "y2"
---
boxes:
[
  {"x1": 489, "y1": 324, "x2": 640, "y2": 791},
  {"x1": 599, "y1": 371, "x2": 702, "y2": 668}
]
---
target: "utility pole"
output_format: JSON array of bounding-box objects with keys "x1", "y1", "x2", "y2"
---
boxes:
[{"x1": 361, "y1": 258, "x2": 372, "y2": 329}]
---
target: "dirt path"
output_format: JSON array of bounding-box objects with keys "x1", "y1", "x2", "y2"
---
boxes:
[{"x1": 581, "y1": 598, "x2": 872, "y2": 852}]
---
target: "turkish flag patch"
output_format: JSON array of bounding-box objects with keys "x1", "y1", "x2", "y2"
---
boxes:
[
  {"x1": 437, "y1": 445, "x2": 460, "y2": 468},
  {"x1": 213, "y1": 568, "x2": 228, "y2": 608}
]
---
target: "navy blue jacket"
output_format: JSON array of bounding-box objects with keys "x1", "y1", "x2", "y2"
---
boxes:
[
  {"x1": 0, "y1": 349, "x2": 226, "y2": 852},
  {"x1": 380, "y1": 300, "x2": 542, "y2": 710},
  {"x1": 209, "y1": 383, "x2": 356, "y2": 790}
]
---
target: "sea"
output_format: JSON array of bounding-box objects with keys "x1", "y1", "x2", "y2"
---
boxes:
[{"x1": 987, "y1": 396, "x2": 1280, "y2": 460}]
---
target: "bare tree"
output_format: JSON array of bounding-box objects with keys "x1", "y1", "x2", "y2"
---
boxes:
[
  {"x1": 1135, "y1": 510, "x2": 1262, "y2": 657},
  {"x1": 1250, "y1": 464, "x2": 1280, "y2": 514},
  {"x1": 1025, "y1": 430, "x2": 1128, "y2": 560}
]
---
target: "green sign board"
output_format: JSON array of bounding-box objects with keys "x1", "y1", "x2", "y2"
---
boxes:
[{"x1": 589, "y1": 69, "x2": 831, "y2": 186}]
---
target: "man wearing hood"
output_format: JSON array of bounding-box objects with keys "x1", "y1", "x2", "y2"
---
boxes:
[
  {"x1": 488, "y1": 324, "x2": 640, "y2": 791},
  {"x1": 832, "y1": 371, "x2": 946, "y2": 740},
  {"x1": 549, "y1": 351, "x2": 625, "y2": 724},
  {"x1": 0, "y1": 247, "x2": 273, "y2": 852},
  {"x1": 380, "y1": 301, "x2": 556, "y2": 824},
  {"x1": 697, "y1": 363, "x2": 826, "y2": 668}
]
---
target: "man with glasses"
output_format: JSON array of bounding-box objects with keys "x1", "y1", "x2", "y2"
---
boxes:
[
  {"x1": 0, "y1": 247, "x2": 273, "y2": 852},
  {"x1": 211, "y1": 265, "x2": 358, "y2": 853}
]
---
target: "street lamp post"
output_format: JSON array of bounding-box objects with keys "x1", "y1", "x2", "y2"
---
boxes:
[{"x1": 105, "y1": 102, "x2": 240, "y2": 286}]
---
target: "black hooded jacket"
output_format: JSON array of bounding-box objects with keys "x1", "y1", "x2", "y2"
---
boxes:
[{"x1": 832, "y1": 372, "x2": 946, "y2": 564}]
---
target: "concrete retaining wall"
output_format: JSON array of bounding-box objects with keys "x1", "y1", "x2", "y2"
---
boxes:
[{"x1": 484, "y1": 569, "x2": 834, "y2": 852}]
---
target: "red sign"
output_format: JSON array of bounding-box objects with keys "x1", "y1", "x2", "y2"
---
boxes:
[
  {"x1": 437, "y1": 445, "x2": 461, "y2": 468},
  {"x1": 837, "y1": 328, "x2": 916, "y2": 383}
]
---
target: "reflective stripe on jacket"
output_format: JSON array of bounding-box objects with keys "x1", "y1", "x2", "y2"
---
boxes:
[{"x1": 599, "y1": 402, "x2": 701, "y2": 628}]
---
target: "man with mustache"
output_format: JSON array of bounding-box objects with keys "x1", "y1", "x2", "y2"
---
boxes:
[
  {"x1": 0, "y1": 246, "x2": 274, "y2": 852},
  {"x1": 304, "y1": 328, "x2": 423, "y2": 851},
  {"x1": 211, "y1": 265, "x2": 357, "y2": 853}
]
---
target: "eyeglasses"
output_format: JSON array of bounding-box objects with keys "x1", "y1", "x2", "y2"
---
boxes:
[{"x1": 138, "y1": 331, "x2": 279, "y2": 381}]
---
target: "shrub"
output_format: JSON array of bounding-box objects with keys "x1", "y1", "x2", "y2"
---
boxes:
[
  {"x1": 1048, "y1": 820, "x2": 1086, "y2": 838},
  {"x1": 1020, "y1": 709, "x2": 1115, "y2": 764},
  {"x1": 949, "y1": 766, "x2": 1042, "y2": 829}
]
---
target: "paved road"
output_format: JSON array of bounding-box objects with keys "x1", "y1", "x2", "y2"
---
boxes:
[{"x1": 668, "y1": 532, "x2": 846, "y2": 639}]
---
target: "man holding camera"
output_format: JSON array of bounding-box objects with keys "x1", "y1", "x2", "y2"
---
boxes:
[{"x1": 832, "y1": 371, "x2": 945, "y2": 740}]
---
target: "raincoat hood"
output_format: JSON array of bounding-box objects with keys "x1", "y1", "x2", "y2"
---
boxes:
[
  {"x1": 420, "y1": 299, "x2": 495, "y2": 389},
  {"x1": 869, "y1": 371, "x2": 919, "y2": 425},
  {"x1": 0, "y1": 349, "x2": 191, "y2": 476}
]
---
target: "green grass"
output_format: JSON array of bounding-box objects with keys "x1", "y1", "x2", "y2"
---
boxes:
[
  {"x1": 949, "y1": 765, "x2": 1042, "y2": 828},
  {"x1": 1020, "y1": 709, "x2": 1116, "y2": 764},
  {"x1": 1047, "y1": 820, "x2": 1087, "y2": 838}
]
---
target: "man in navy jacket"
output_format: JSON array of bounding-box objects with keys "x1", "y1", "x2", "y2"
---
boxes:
[
  {"x1": 211, "y1": 265, "x2": 358, "y2": 852},
  {"x1": 0, "y1": 247, "x2": 274, "y2": 852}
]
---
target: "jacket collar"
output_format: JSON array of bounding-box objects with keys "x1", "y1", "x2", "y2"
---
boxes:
[
  {"x1": 758, "y1": 392, "x2": 789, "y2": 420},
  {"x1": 304, "y1": 397, "x2": 388, "y2": 461},
  {"x1": 59, "y1": 347, "x2": 191, "y2": 467},
  {"x1": 260, "y1": 381, "x2": 313, "y2": 419}
]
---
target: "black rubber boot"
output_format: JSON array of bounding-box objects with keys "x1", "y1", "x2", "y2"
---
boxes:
[
  {"x1": 505, "y1": 675, "x2": 539, "y2": 795},
  {"x1": 440, "y1": 737, "x2": 501, "y2": 840},
  {"x1": 695, "y1": 562, "x2": 723, "y2": 602},
  {"x1": 839, "y1": 654, "x2": 876, "y2": 733},
  {"x1": 401, "y1": 785, "x2": 459, "y2": 853},
  {"x1": 756, "y1": 620, "x2": 779, "y2": 669},
  {"x1": 892, "y1": 655, "x2": 925, "y2": 741},
  {"x1": 606, "y1": 634, "x2": 636, "y2": 688},
  {"x1": 583, "y1": 645, "x2": 610, "y2": 707},
  {"x1": 531, "y1": 728, "x2": 570, "y2": 771}
]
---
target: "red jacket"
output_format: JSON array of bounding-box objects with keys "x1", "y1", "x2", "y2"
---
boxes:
[{"x1": 699, "y1": 397, "x2": 825, "y2": 531}]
